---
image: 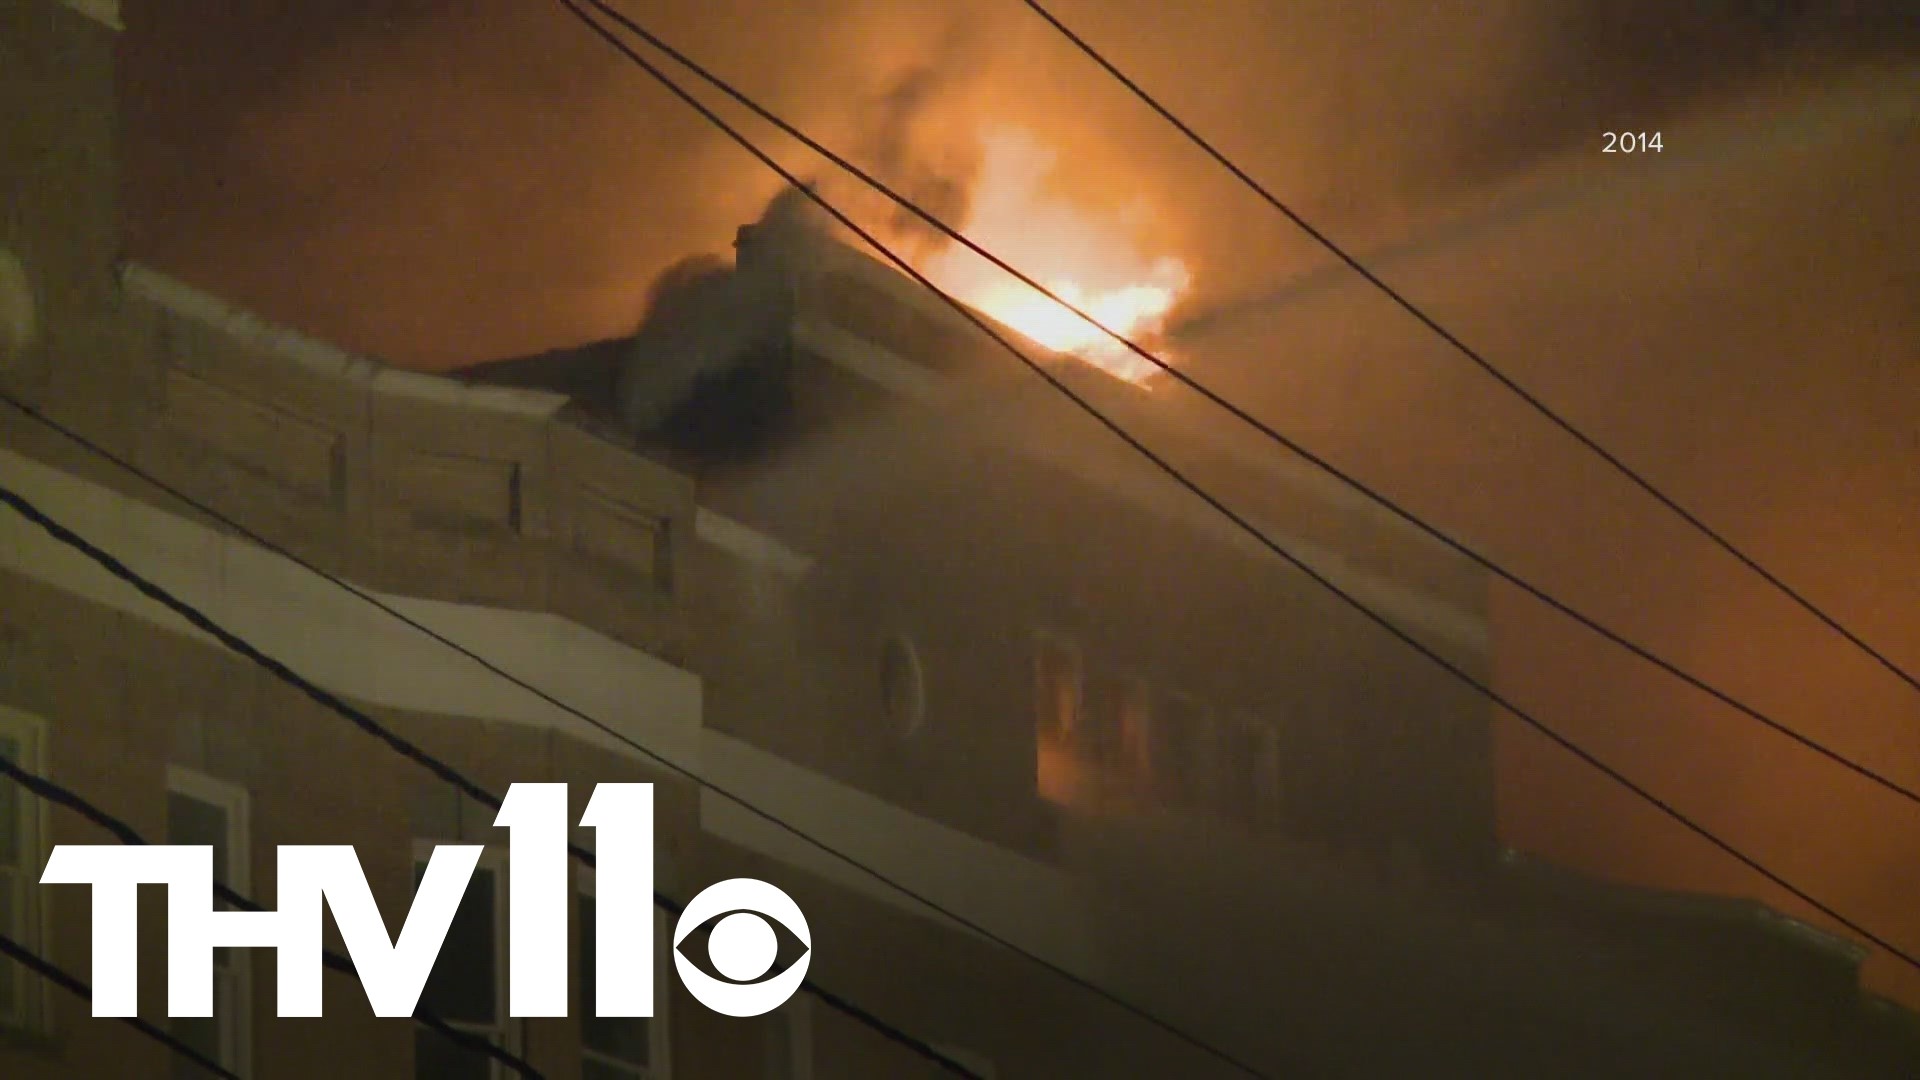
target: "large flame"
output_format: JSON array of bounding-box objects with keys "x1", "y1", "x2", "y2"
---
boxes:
[{"x1": 921, "y1": 128, "x2": 1190, "y2": 384}]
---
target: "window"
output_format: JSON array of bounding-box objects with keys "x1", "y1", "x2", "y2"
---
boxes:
[
  {"x1": 166, "y1": 768, "x2": 253, "y2": 1078},
  {"x1": 1214, "y1": 720, "x2": 1283, "y2": 829},
  {"x1": 1148, "y1": 693, "x2": 1215, "y2": 809},
  {"x1": 0, "y1": 706, "x2": 49, "y2": 1034},
  {"x1": 1032, "y1": 635, "x2": 1083, "y2": 746},
  {"x1": 579, "y1": 870, "x2": 671, "y2": 1079},
  {"x1": 414, "y1": 844, "x2": 513, "y2": 1080},
  {"x1": 763, "y1": 994, "x2": 811, "y2": 1079},
  {"x1": 1081, "y1": 672, "x2": 1154, "y2": 778},
  {"x1": 879, "y1": 634, "x2": 926, "y2": 737}
]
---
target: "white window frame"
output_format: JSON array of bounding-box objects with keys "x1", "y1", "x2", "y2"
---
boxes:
[
  {"x1": 411, "y1": 840, "x2": 517, "y2": 1079},
  {"x1": 0, "y1": 704, "x2": 51, "y2": 1035},
  {"x1": 577, "y1": 867, "x2": 673, "y2": 1079},
  {"x1": 165, "y1": 766, "x2": 254, "y2": 1078}
]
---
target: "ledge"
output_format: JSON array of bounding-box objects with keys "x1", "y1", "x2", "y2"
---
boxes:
[
  {"x1": 57, "y1": 0, "x2": 121, "y2": 31},
  {"x1": 0, "y1": 443, "x2": 1096, "y2": 965},
  {"x1": 369, "y1": 366, "x2": 568, "y2": 419}
]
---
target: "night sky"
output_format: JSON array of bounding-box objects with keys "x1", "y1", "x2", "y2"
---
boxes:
[{"x1": 120, "y1": 0, "x2": 1917, "y2": 368}]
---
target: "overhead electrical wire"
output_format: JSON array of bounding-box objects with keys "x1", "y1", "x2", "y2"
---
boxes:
[
  {"x1": 567, "y1": 0, "x2": 1920, "y2": 813},
  {"x1": 0, "y1": 474, "x2": 985, "y2": 1080},
  {"x1": 1014, "y1": 0, "x2": 1920, "y2": 699},
  {"x1": 0, "y1": 929, "x2": 242, "y2": 1080},
  {"x1": 0, "y1": 4, "x2": 1904, "y2": 1073},
  {"x1": 0, "y1": 756, "x2": 547, "y2": 1079},
  {"x1": 548, "y1": 0, "x2": 1920, "y2": 988}
]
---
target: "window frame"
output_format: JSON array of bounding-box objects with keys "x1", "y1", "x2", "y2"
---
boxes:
[
  {"x1": 576, "y1": 866, "x2": 673, "y2": 1080},
  {"x1": 165, "y1": 766, "x2": 254, "y2": 1078},
  {"x1": 411, "y1": 839, "x2": 517, "y2": 1079},
  {"x1": 0, "y1": 704, "x2": 51, "y2": 1035},
  {"x1": 1032, "y1": 632, "x2": 1086, "y2": 746},
  {"x1": 1149, "y1": 690, "x2": 1216, "y2": 809}
]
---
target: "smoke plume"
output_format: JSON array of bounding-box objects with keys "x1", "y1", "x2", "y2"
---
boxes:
[{"x1": 847, "y1": 21, "x2": 988, "y2": 261}]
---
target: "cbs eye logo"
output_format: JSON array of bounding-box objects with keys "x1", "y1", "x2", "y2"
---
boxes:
[{"x1": 672, "y1": 878, "x2": 812, "y2": 1016}]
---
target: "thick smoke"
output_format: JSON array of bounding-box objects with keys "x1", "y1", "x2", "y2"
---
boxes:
[
  {"x1": 615, "y1": 251, "x2": 792, "y2": 448},
  {"x1": 848, "y1": 22, "x2": 988, "y2": 261},
  {"x1": 605, "y1": 16, "x2": 990, "y2": 442}
]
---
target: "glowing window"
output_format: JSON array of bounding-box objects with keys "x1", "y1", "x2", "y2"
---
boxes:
[{"x1": 1032, "y1": 635, "x2": 1084, "y2": 745}]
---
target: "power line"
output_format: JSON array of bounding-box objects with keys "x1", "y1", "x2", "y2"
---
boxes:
[
  {"x1": 0, "y1": 930, "x2": 242, "y2": 1080},
  {"x1": 550, "y1": 0, "x2": 1920, "y2": 987},
  {"x1": 0, "y1": 477, "x2": 983, "y2": 1080},
  {"x1": 0, "y1": 5, "x2": 1901, "y2": 1069},
  {"x1": 0, "y1": 756, "x2": 547, "y2": 1079},
  {"x1": 1014, "y1": 0, "x2": 1920, "y2": 701},
  {"x1": 570, "y1": 2, "x2": 1920, "y2": 812}
]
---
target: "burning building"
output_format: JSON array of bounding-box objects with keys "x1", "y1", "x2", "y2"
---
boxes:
[{"x1": 5, "y1": 0, "x2": 1917, "y2": 1075}]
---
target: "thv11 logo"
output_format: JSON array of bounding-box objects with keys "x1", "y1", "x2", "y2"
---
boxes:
[{"x1": 39, "y1": 783, "x2": 811, "y2": 1019}]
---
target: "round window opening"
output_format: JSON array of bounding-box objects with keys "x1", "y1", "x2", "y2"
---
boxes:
[{"x1": 880, "y1": 634, "x2": 926, "y2": 737}]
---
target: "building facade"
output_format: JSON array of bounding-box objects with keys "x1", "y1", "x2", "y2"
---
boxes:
[
  {"x1": 0, "y1": 3, "x2": 1194, "y2": 1077},
  {"x1": 7, "y1": 1, "x2": 1918, "y2": 1077}
]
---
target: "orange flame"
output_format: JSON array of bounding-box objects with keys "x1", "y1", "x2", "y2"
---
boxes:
[{"x1": 921, "y1": 128, "x2": 1190, "y2": 384}]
